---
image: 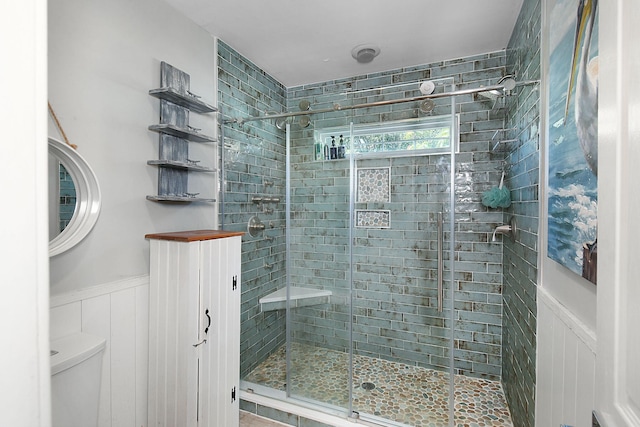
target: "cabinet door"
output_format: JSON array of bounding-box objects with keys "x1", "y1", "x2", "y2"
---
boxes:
[
  {"x1": 148, "y1": 240, "x2": 200, "y2": 427},
  {"x1": 222, "y1": 236, "x2": 241, "y2": 426},
  {"x1": 198, "y1": 236, "x2": 241, "y2": 426}
]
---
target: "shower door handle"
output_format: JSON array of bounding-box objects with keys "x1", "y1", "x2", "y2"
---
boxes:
[{"x1": 437, "y1": 212, "x2": 444, "y2": 313}]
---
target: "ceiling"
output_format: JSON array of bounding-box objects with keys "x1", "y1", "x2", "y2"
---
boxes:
[{"x1": 164, "y1": 0, "x2": 524, "y2": 88}]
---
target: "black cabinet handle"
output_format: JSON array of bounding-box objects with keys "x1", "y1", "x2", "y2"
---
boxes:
[{"x1": 204, "y1": 309, "x2": 211, "y2": 335}]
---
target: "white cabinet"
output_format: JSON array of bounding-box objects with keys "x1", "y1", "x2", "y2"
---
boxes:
[{"x1": 146, "y1": 230, "x2": 243, "y2": 427}]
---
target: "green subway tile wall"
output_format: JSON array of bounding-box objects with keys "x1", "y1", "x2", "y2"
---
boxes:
[
  {"x1": 220, "y1": 0, "x2": 540, "y2": 416},
  {"x1": 218, "y1": 41, "x2": 288, "y2": 377},
  {"x1": 503, "y1": 0, "x2": 541, "y2": 426},
  {"x1": 285, "y1": 53, "x2": 510, "y2": 380}
]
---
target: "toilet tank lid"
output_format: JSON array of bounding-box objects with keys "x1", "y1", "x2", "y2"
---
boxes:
[{"x1": 51, "y1": 332, "x2": 106, "y2": 376}]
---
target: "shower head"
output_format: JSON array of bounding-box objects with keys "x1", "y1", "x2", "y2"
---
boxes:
[
  {"x1": 497, "y1": 75, "x2": 517, "y2": 91},
  {"x1": 478, "y1": 75, "x2": 517, "y2": 101},
  {"x1": 502, "y1": 78, "x2": 517, "y2": 91}
]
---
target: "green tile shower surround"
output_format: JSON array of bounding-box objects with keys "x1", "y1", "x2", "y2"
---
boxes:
[
  {"x1": 218, "y1": 41, "x2": 288, "y2": 381},
  {"x1": 285, "y1": 70, "x2": 507, "y2": 381},
  {"x1": 58, "y1": 164, "x2": 76, "y2": 232},
  {"x1": 501, "y1": 0, "x2": 541, "y2": 426},
  {"x1": 219, "y1": 12, "x2": 539, "y2": 423}
]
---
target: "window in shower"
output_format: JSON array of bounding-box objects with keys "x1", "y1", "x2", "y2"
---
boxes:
[{"x1": 315, "y1": 114, "x2": 459, "y2": 159}]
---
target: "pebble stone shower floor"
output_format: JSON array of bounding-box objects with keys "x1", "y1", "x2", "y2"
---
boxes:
[{"x1": 244, "y1": 344, "x2": 513, "y2": 427}]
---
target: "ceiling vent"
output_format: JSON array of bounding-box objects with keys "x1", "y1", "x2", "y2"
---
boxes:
[{"x1": 351, "y1": 44, "x2": 380, "y2": 64}]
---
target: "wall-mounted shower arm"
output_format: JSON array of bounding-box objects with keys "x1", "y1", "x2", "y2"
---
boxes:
[
  {"x1": 491, "y1": 128, "x2": 517, "y2": 140},
  {"x1": 491, "y1": 138, "x2": 519, "y2": 152},
  {"x1": 515, "y1": 79, "x2": 540, "y2": 86},
  {"x1": 223, "y1": 81, "x2": 538, "y2": 125}
]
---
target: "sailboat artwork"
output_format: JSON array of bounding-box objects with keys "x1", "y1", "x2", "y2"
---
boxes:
[{"x1": 547, "y1": 0, "x2": 598, "y2": 283}]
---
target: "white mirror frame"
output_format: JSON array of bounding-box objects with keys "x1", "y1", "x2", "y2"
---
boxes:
[{"x1": 49, "y1": 137, "x2": 101, "y2": 257}]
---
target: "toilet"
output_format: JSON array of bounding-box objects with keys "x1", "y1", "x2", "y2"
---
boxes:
[{"x1": 50, "y1": 332, "x2": 106, "y2": 427}]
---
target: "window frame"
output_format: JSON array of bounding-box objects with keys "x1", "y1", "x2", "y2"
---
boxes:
[{"x1": 314, "y1": 114, "x2": 460, "y2": 160}]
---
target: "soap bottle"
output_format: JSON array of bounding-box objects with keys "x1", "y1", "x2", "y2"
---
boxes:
[
  {"x1": 314, "y1": 140, "x2": 323, "y2": 161},
  {"x1": 338, "y1": 135, "x2": 346, "y2": 159},
  {"x1": 324, "y1": 143, "x2": 330, "y2": 160},
  {"x1": 330, "y1": 136, "x2": 338, "y2": 160}
]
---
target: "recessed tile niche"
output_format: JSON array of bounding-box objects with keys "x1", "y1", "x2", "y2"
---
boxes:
[
  {"x1": 357, "y1": 167, "x2": 390, "y2": 203},
  {"x1": 356, "y1": 167, "x2": 391, "y2": 228}
]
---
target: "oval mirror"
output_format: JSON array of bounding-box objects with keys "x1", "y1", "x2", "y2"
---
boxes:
[{"x1": 48, "y1": 137, "x2": 101, "y2": 257}]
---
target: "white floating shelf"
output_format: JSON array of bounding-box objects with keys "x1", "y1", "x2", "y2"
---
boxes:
[{"x1": 259, "y1": 287, "x2": 332, "y2": 312}]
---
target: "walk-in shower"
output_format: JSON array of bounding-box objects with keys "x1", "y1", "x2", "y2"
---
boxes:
[{"x1": 224, "y1": 75, "x2": 525, "y2": 426}]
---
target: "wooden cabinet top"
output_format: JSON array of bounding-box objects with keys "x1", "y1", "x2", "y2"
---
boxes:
[{"x1": 145, "y1": 229, "x2": 244, "y2": 242}]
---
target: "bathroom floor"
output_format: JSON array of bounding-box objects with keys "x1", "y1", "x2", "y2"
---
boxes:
[
  {"x1": 244, "y1": 344, "x2": 513, "y2": 427},
  {"x1": 240, "y1": 411, "x2": 289, "y2": 427}
]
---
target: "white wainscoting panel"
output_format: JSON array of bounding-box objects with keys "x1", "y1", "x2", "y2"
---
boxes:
[
  {"x1": 136, "y1": 284, "x2": 150, "y2": 427},
  {"x1": 50, "y1": 301, "x2": 81, "y2": 341},
  {"x1": 83, "y1": 293, "x2": 112, "y2": 427},
  {"x1": 536, "y1": 287, "x2": 596, "y2": 427},
  {"x1": 50, "y1": 276, "x2": 149, "y2": 427}
]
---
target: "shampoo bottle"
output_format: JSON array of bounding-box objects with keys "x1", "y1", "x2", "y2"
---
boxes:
[
  {"x1": 330, "y1": 136, "x2": 338, "y2": 160},
  {"x1": 338, "y1": 135, "x2": 346, "y2": 159}
]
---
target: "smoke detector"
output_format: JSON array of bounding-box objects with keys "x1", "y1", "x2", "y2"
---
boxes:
[{"x1": 351, "y1": 44, "x2": 380, "y2": 64}]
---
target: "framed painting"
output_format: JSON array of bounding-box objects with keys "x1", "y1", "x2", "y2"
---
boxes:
[{"x1": 547, "y1": 0, "x2": 598, "y2": 284}]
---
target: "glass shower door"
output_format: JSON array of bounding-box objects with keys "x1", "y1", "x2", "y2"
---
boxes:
[
  {"x1": 285, "y1": 121, "x2": 353, "y2": 412},
  {"x1": 285, "y1": 79, "x2": 459, "y2": 426},
  {"x1": 348, "y1": 111, "x2": 457, "y2": 425},
  {"x1": 348, "y1": 163, "x2": 454, "y2": 425}
]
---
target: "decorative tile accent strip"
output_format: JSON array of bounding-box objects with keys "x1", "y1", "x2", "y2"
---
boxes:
[
  {"x1": 355, "y1": 210, "x2": 390, "y2": 228},
  {"x1": 357, "y1": 167, "x2": 390, "y2": 202}
]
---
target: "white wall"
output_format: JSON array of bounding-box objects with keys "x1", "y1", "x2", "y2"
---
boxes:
[
  {"x1": 0, "y1": 0, "x2": 50, "y2": 426},
  {"x1": 535, "y1": 0, "x2": 598, "y2": 423},
  {"x1": 48, "y1": 0, "x2": 219, "y2": 295},
  {"x1": 595, "y1": 0, "x2": 640, "y2": 425}
]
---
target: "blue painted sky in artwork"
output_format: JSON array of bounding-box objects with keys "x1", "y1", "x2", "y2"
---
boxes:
[{"x1": 547, "y1": 0, "x2": 598, "y2": 275}]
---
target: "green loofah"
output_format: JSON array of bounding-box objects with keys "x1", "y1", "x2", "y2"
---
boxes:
[
  {"x1": 482, "y1": 186, "x2": 511, "y2": 208},
  {"x1": 482, "y1": 171, "x2": 511, "y2": 209}
]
